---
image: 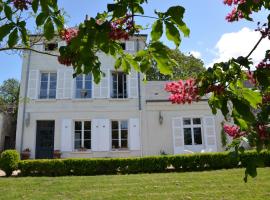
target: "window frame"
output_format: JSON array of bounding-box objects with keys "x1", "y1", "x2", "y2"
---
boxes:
[
  {"x1": 111, "y1": 120, "x2": 129, "y2": 150},
  {"x1": 74, "y1": 120, "x2": 91, "y2": 151},
  {"x1": 183, "y1": 117, "x2": 203, "y2": 146},
  {"x1": 39, "y1": 72, "x2": 57, "y2": 99},
  {"x1": 75, "y1": 74, "x2": 93, "y2": 99},
  {"x1": 111, "y1": 71, "x2": 127, "y2": 99}
]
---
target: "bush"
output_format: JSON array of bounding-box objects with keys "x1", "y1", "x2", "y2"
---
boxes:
[
  {"x1": 0, "y1": 150, "x2": 20, "y2": 177},
  {"x1": 17, "y1": 150, "x2": 270, "y2": 177}
]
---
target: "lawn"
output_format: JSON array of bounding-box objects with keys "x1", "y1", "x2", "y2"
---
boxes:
[{"x1": 0, "y1": 168, "x2": 269, "y2": 200}]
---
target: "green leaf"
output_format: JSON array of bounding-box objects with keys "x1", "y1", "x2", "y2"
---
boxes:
[
  {"x1": 176, "y1": 20, "x2": 190, "y2": 37},
  {"x1": 115, "y1": 57, "x2": 122, "y2": 70},
  {"x1": 151, "y1": 20, "x2": 163, "y2": 41},
  {"x1": 8, "y1": 28, "x2": 18, "y2": 47},
  {"x1": 242, "y1": 88, "x2": 262, "y2": 108},
  {"x1": 18, "y1": 21, "x2": 29, "y2": 46},
  {"x1": 44, "y1": 18, "x2": 55, "y2": 40},
  {"x1": 32, "y1": 0, "x2": 40, "y2": 13},
  {"x1": 0, "y1": 23, "x2": 14, "y2": 41},
  {"x1": 166, "y1": 6, "x2": 185, "y2": 20},
  {"x1": 36, "y1": 12, "x2": 48, "y2": 26},
  {"x1": 231, "y1": 98, "x2": 255, "y2": 123},
  {"x1": 4, "y1": 5, "x2": 12, "y2": 20},
  {"x1": 121, "y1": 58, "x2": 131, "y2": 73},
  {"x1": 165, "y1": 22, "x2": 181, "y2": 47}
]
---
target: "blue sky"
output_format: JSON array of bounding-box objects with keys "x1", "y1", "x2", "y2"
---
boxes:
[{"x1": 0, "y1": 0, "x2": 269, "y2": 83}]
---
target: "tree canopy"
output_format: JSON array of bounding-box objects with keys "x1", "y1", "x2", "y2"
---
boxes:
[{"x1": 146, "y1": 49, "x2": 205, "y2": 81}]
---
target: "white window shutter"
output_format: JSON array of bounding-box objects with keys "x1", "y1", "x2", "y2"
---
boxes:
[
  {"x1": 91, "y1": 119, "x2": 99, "y2": 151},
  {"x1": 56, "y1": 69, "x2": 65, "y2": 99},
  {"x1": 61, "y1": 119, "x2": 72, "y2": 152},
  {"x1": 128, "y1": 69, "x2": 138, "y2": 98},
  {"x1": 93, "y1": 70, "x2": 109, "y2": 98},
  {"x1": 98, "y1": 119, "x2": 110, "y2": 151},
  {"x1": 27, "y1": 70, "x2": 39, "y2": 99},
  {"x1": 63, "y1": 69, "x2": 73, "y2": 99},
  {"x1": 129, "y1": 118, "x2": 140, "y2": 150},
  {"x1": 92, "y1": 119, "x2": 110, "y2": 151},
  {"x1": 172, "y1": 117, "x2": 184, "y2": 154},
  {"x1": 126, "y1": 41, "x2": 135, "y2": 51},
  {"x1": 203, "y1": 116, "x2": 217, "y2": 152}
]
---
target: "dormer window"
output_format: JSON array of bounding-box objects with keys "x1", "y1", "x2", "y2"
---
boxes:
[
  {"x1": 120, "y1": 42, "x2": 126, "y2": 50},
  {"x1": 45, "y1": 43, "x2": 58, "y2": 51}
]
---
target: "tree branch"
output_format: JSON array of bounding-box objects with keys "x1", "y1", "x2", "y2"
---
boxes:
[
  {"x1": 0, "y1": 47, "x2": 59, "y2": 57},
  {"x1": 245, "y1": 35, "x2": 264, "y2": 59}
]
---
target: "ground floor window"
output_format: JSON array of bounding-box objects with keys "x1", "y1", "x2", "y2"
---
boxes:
[
  {"x1": 183, "y1": 118, "x2": 203, "y2": 145},
  {"x1": 74, "y1": 121, "x2": 91, "y2": 150},
  {"x1": 111, "y1": 120, "x2": 128, "y2": 149}
]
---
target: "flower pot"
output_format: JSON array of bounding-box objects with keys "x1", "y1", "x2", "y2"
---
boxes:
[
  {"x1": 53, "y1": 150, "x2": 61, "y2": 159},
  {"x1": 21, "y1": 152, "x2": 30, "y2": 160}
]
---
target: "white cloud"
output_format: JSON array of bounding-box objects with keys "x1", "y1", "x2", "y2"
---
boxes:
[
  {"x1": 207, "y1": 27, "x2": 270, "y2": 69},
  {"x1": 189, "y1": 51, "x2": 202, "y2": 59}
]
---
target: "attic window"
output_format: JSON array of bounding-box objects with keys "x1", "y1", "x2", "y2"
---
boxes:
[
  {"x1": 120, "y1": 42, "x2": 126, "y2": 50},
  {"x1": 45, "y1": 43, "x2": 58, "y2": 51}
]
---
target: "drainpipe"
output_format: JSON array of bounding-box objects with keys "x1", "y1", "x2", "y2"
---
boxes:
[
  {"x1": 136, "y1": 36, "x2": 143, "y2": 157},
  {"x1": 20, "y1": 50, "x2": 32, "y2": 152}
]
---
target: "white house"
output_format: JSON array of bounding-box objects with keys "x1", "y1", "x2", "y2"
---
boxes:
[{"x1": 16, "y1": 35, "x2": 224, "y2": 159}]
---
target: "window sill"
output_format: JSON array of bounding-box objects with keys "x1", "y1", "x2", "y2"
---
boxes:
[
  {"x1": 35, "y1": 99, "x2": 57, "y2": 102},
  {"x1": 71, "y1": 150, "x2": 92, "y2": 154},
  {"x1": 110, "y1": 149, "x2": 130, "y2": 153},
  {"x1": 108, "y1": 98, "x2": 132, "y2": 101},
  {"x1": 72, "y1": 99, "x2": 94, "y2": 102}
]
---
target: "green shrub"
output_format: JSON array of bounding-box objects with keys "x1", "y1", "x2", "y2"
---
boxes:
[
  {"x1": 0, "y1": 150, "x2": 20, "y2": 177},
  {"x1": 17, "y1": 150, "x2": 270, "y2": 177}
]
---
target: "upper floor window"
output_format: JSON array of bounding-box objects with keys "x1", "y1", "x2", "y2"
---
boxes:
[
  {"x1": 45, "y1": 43, "x2": 58, "y2": 51},
  {"x1": 74, "y1": 121, "x2": 91, "y2": 150},
  {"x1": 111, "y1": 72, "x2": 127, "y2": 98},
  {"x1": 183, "y1": 118, "x2": 203, "y2": 145},
  {"x1": 75, "y1": 74, "x2": 92, "y2": 98},
  {"x1": 111, "y1": 120, "x2": 128, "y2": 149},
  {"x1": 39, "y1": 72, "x2": 57, "y2": 99}
]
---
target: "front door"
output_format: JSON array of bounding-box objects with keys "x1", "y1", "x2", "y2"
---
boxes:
[{"x1": 36, "y1": 121, "x2": 55, "y2": 159}]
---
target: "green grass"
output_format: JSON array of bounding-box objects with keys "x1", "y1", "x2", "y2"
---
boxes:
[{"x1": 0, "y1": 168, "x2": 270, "y2": 200}]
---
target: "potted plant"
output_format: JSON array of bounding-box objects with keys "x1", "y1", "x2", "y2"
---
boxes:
[
  {"x1": 21, "y1": 148, "x2": 31, "y2": 160},
  {"x1": 53, "y1": 150, "x2": 61, "y2": 159}
]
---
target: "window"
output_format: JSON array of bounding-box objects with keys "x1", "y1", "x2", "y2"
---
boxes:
[
  {"x1": 111, "y1": 72, "x2": 127, "y2": 98},
  {"x1": 183, "y1": 118, "x2": 203, "y2": 145},
  {"x1": 45, "y1": 43, "x2": 58, "y2": 51},
  {"x1": 111, "y1": 120, "x2": 128, "y2": 149},
  {"x1": 75, "y1": 74, "x2": 92, "y2": 98},
  {"x1": 39, "y1": 72, "x2": 57, "y2": 99},
  {"x1": 74, "y1": 121, "x2": 91, "y2": 150},
  {"x1": 120, "y1": 42, "x2": 126, "y2": 50}
]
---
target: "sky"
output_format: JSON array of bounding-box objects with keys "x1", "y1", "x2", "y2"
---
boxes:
[{"x1": 0, "y1": 0, "x2": 269, "y2": 84}]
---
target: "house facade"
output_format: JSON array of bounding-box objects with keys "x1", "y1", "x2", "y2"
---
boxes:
[{"x1": 16, "y1": 35, "x2": 224, "y2": 159}]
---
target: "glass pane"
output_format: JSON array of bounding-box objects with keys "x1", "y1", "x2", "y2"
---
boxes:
[
  {"x1": 193, "y1": 118, "x2": 201, "y2": 125},
  {"x1": 40, "y1": 81, "x2": 48, "y2": 89},
  {"x1": 85, "y1": 89, "x2": 92, "y2": 98},
  {"x1": 84, "y1": 140, "x2": 91, "y2": 149},
  {"x1": 75, "y1": 90, "x2": 81, "y2": 98},
  {"x1": 75, "y1": 131, "x2": 81, "y2": 140},
  {"x1": 76, "y1": 80, "x2": 83, "y2": 89},
  {"x1": 112, "y1": 139, "x2": 119, "y2": 149},
  {"x1": 84, "y1": 121, "x2": 91, "y2": 130},
  {"x1": 84, "y1": 131, "x2": 91, "y2": 140},
  {"x1": 112, "y1": 121, "x2": 118, "y2": 130},
  {"x1": 121, "y1": 139, "x2": 128, "y2": 148},
  {"x1": 85, "y1": 74, "x2": 92, "y2": 81},
  {"x1": 49, "y1": 89, "x2": 56, "y2": 99},
  {"x1": 121, "y1": 130, "x2": 128, "y2": 139},
  {"x1": 74, "y1": 140, "x2": 81, "y2": 149},
  {"x1": 50, "y1": 73, "x2": 57, "y2": 82},
  {"x1": 183, "y1": 118, "x2": 191, "y2": 125},
  {"x1": 123, "y1": 75, "x2": 127, "y2": 98},
  {"x1": 194, "y1": 128, "x2": 202, "y2": 145},
  {"x1": 49, "y1": 80, "x2": 56, "y2": 90},
  {"x1": 184, "y1": 128, "x2": 192, "y2": 145},
  {"x1": 118, "y1": 73, "x2": 123, "y2": 98},
  {"x1": 112, "y1": 130, "x2": 118, "y2": 140},
  {"x1": 41, "y1": 73, "x2": 48, "y2": 82},
  {"x1": 121, "y1": 121, "x2": 128, "y2": 130},
  {"x1": 75, "y1": 121, "x2": 82, "y2": 130},
  {"x1": 39, "y1": 89, "x2": 47, "y2": 99}
]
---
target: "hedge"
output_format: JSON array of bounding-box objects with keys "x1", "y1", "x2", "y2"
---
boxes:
[
  {"x1": 0, "y1": 150, "x2": 20, "y2": 176},
  {"x1": 17, "y1": 150, "x2": 270, "y2": 177}
]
